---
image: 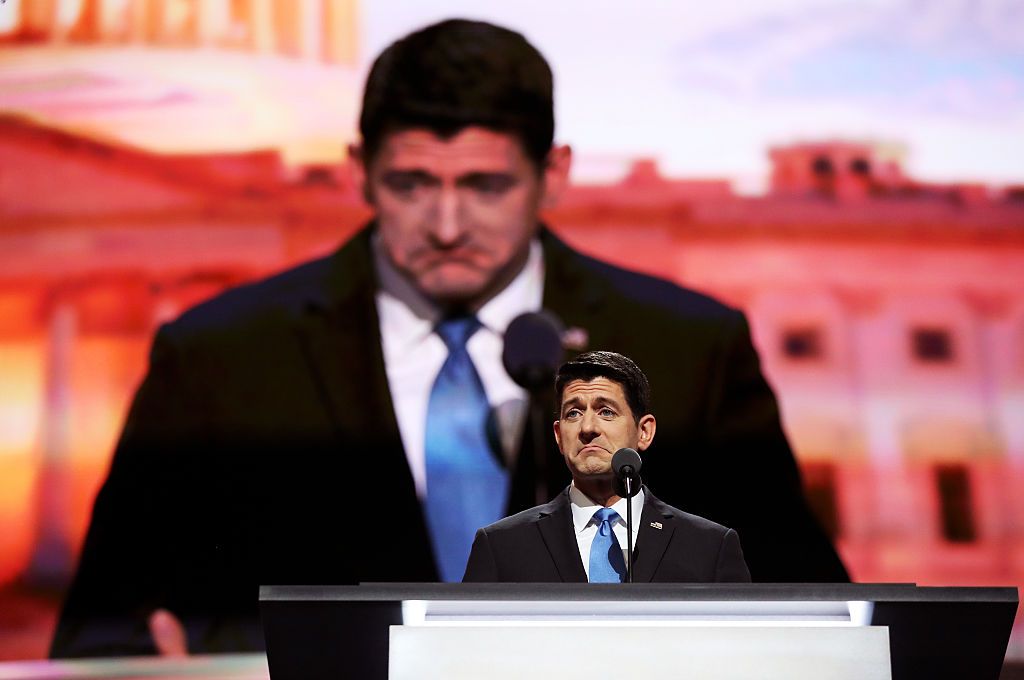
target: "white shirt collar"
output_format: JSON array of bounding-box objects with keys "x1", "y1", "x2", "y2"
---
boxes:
[
  {"x1": 372, "y1": 232, "x2": 544, "y2": 347},
  {"x1": 569, "y1": 481, "x2": 645, "y2": 534},
  {"x1": 372, "y1": 234, "x2": 438, "y2": 355},
  {"x1": 474, "y1": 239, "x2": 545, "y2": 335}
]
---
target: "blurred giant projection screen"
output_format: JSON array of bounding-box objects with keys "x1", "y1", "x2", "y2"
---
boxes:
[{"x1": 0, "y1": 0, "x2": 1022, "y2": 663}]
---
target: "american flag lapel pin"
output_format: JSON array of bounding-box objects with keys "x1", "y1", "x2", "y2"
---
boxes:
[
  {"x1": 561, "y1": 326, "x2": 589, "y2": 351},
  {"x1": 650, "y1": 521, "x2": 663, "y2": 530}
]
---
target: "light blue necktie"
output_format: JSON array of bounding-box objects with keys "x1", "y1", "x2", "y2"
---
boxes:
[
  {"x1": 424, "y1": 316, "x2": 510, "y2": 581},
  {"x1": 589, "y1": 507, "x2": 627, "y2": 583}
]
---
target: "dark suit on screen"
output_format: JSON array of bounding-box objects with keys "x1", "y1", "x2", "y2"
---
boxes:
[
  {"x1": 51, "y1": 224, "x2": 846, "y2": 658},
  {"x1": 463, "y1": 487, "x2": 751, "y2": 583}
]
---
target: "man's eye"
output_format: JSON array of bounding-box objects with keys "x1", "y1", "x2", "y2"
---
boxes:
[
  {"x1": 462, "y1": 174, "x2": 515, "y2": 196},
  {"x1": 599, "y1": 408, "x2": 616, "y2": 417},
  {"x1": 564, "y1": 408, "x2": 582, "y2": 419},
  {"x1": 382, "y1": 173, "x2": 436, "y2": 195}
]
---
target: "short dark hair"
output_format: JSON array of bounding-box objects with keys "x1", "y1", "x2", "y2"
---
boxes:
[
  {"x1": 554, "y1": 351, "x2": 651, "y2": 423},
  {"x1": 359, "y1": 19, "x2": 555, "y2": 168}
]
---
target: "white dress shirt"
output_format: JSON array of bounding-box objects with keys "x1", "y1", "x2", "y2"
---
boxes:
[
  {"x1": 569, "y1": 482, "x2": 645, "y2": 580},
  {"x1": 374, "y1": 235, "x2": 545, "y2": 499}
]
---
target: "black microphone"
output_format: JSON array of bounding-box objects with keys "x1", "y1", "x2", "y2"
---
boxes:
[
  {"x1": 611, "y1": 447, "x2": 642, "y2": 583},
  {"x1": 501, "y1": 311, "x2": 564, "y2": 392},
  {"x1": 612, "y1": 447, "x2": 643, "y2": 498},
  {"x1": 502, "y1": 311, "x2": 565, "y2": 505}
]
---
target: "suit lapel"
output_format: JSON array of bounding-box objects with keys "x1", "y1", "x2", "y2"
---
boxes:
[
  {"x1": 536, "y1": 489, "x2": 588, "y2": 582},
  {"x1": 540, "y1": 227, "x2": 612, "y2": 354},
  {"x1": 631, "y1": 490, "x2": 675, "y2": 583},
  {"x1": 290, "y1": 227, "x2": 417, "y2": 497}
]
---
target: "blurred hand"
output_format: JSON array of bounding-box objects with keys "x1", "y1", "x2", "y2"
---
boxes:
[{"x1": 148, "y1": 608, "x2": 188, "y2": 657}]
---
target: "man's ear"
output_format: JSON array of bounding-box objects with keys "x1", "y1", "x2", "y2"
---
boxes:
[
  {"x1": 552, "y1": 420, "x2": 562, "y2": 451},
  {"x1": 636, "y1": 414, "x2": 656, "y2": 452},
  {"x1": 347, "y1": 143, "x2": 373, "y2": 204},
  {"x1": 542, "y1": 144, "x2": 572, "y2": 208}
]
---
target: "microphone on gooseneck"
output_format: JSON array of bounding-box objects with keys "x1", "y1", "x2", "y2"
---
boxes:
[
  {"x1": 502, "y1": 311, "x2": 565, "y2": 506},
  {"x1": 612, "y1": 447, "x2": 643, "y2": 583},
  {"x1": 612, "y1": 447, "x2": 643, "y2": 498}
]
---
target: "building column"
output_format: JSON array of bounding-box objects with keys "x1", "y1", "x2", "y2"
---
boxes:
[
  {"x1": 837, "y1": 287, "x2": 936, "y2": 545},
  {"x1": 25, "y1": 299, "x2": 76, "y2": 588},
  {"x1": 964, "y1": 291, "x2": 1022, "y2": 543},
  {"x1": 249, "y1": 0, "x2": 275, "y2": 53},
  {"x1": 196, "y1": 0, "x2": 231, "y2": 45},
  {"x1": 323, "y1": 0, "x2": 358, "y2": 65}
]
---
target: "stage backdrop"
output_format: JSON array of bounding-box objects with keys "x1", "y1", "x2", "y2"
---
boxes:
[{"x1": 0, "y1": 0, "x2": 1022, "y2": 662}]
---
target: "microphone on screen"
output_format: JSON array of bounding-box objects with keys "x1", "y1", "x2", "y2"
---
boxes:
[
  {"x1": 501, "y1": 311, "x2": 565, "y2": 392},
  {"x1": 502, "y1": 311, "x2": 565, "y2": 506}
]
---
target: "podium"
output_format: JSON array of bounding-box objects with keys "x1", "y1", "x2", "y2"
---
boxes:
[{"x1": 259, "y1": 583, "x2": 1017, "y2": 680}]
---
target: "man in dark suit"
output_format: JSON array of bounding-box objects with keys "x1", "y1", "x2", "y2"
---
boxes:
[
  {"x1": 52, "y1": 18, "x2": 845, "y2": 659},
  {"x1": 464, "y1": 351, "x2": 750, "y2": 583}
]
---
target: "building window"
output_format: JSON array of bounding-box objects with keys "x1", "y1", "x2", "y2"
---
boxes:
[
  {"x1": 782, "y1": 327, "x2": 824, "y2": 360},
  {"x1": 811, "y1": 156, "x2": 834, "y2": 177},
  {"x1": 935, "y1": 464, "x2": 976, "y2": 543},
  {"x1": 802, "y1": 463, "x2": 841, "y2": 540},
  {"x1": 850, "y1": 158, "x2": 871, "y2": 176},
  {"x1": 911, "y1": 327, "x2": 954, "y2": 363}
]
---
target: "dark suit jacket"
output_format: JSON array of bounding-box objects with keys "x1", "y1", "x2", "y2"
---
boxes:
[
  {"x1": 51, "y1": 225, "x2": 846, "y2": 658},
  {"x1": 463, "y1": 487, "x2": 751, "y2": 583}
]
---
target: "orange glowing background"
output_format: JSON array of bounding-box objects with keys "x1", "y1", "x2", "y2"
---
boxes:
[{"x1": 0, "y1": 0, "x2": 1022, "y2": 664}]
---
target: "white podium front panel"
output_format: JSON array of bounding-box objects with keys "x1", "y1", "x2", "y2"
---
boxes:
[{"x1": 388, "y1": 624, "x2": 891, "y2": 680}]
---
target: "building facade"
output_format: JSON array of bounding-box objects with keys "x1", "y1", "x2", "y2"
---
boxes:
[{"x1": 0, "y1": 115, "x2": 1022, "y2": 656}]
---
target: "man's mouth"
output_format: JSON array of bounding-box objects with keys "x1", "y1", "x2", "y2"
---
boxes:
[{"x1": 414, "y1": 254, "x2": 486, "y2": 275}]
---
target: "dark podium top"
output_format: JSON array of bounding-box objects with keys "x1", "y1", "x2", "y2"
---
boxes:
[{"x1": 260, "y1": 583, "x2": 1018, "y2": 680}]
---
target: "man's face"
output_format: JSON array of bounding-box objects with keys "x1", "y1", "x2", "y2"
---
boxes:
[
  {"x1": 554, "y1": 377, "x2": 656, "y2": 482},
  {"x1": 352, "y1": 127, "x2": 570, "y2": 307}
]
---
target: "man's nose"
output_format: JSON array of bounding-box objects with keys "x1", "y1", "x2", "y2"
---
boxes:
[
  {"x1": 427, "y1": 185, "x2": 464, "y2": 247},
  {"x1": 579, "y1": 411, "x2": 600, "y2": 441}
]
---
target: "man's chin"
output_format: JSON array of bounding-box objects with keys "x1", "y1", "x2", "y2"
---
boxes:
[
  {"x1": 575, "y1": 463, "x2": 613, "y2": 479},
  {"x1": 415, "y1": 275, "x2": 493, "y2": 308},
  {"x1": 409, "y1": 251, "x2": 528, "y2": 308}
]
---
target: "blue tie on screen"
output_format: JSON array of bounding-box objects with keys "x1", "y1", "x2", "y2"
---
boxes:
[
  {"x1": 424, "y1": 316, "x2": 510, "y2": 582},
  {"x1": 589, "y1": 507, "x2": 627, "y2": 583}
]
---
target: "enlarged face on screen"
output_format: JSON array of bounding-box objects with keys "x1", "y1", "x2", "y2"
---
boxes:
[
  {"x1": 554, "y1": 377, "x2": 655, "y2": 482},
  {"x1": 353, "y1": 127, "x2": 569, "y2": 307}
]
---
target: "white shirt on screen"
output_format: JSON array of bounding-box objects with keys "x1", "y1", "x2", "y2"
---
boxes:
[
  {"x1": 374, "y1": 233, "x2": 545, "y2": 499},
  {"x1": 569, "y1": 482, "x2": 644, "y2": 580}
]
